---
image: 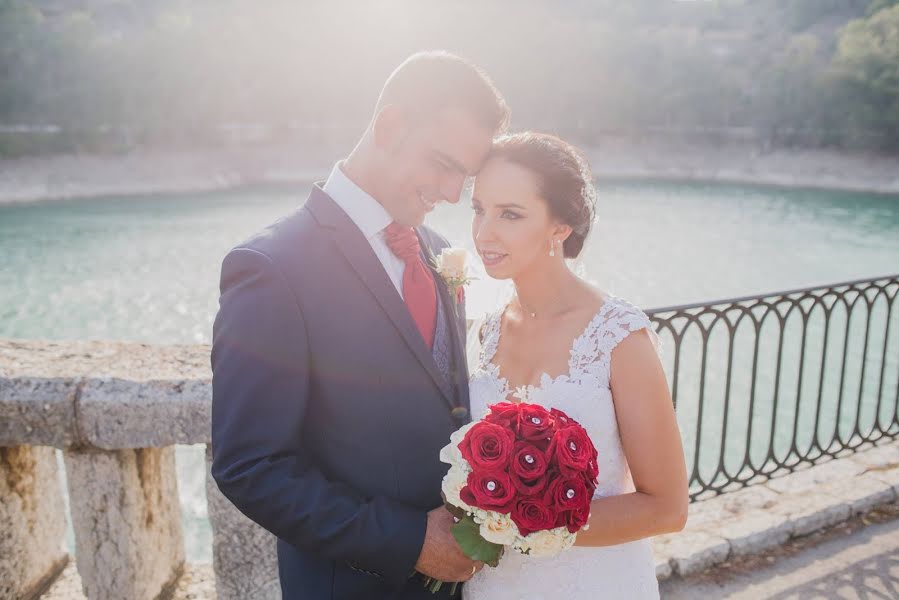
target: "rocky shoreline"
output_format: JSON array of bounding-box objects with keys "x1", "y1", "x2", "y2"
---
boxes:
[{"x1": 1, "y1": 138, "x2": 897, "y2": 205}]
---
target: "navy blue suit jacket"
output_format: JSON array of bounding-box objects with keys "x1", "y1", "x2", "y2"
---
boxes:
[{"x1": 211, "y1": 185, "x2": 471, "y2": 599}]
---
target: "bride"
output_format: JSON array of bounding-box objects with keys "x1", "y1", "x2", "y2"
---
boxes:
[{"x1": 462, "y1": 132, "x2": 688, "y2": 599}]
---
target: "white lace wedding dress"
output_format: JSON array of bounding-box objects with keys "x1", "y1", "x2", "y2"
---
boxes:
[{"x1": 463, "y1": 295, "x2": 660, "y2": 600}]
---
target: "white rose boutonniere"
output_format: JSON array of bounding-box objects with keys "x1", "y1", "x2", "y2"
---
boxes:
[{"x1": 433, "y1": 247, "x2": 475, "y2": 306}]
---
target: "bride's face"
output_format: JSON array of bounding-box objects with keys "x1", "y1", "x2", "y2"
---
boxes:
[{"x1": 471, "y1": 158, "x2": 563, "y2": 280}]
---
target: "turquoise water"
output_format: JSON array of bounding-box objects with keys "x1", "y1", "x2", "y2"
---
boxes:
[
  {"x1": 2, "y1": 180, "x2": 898, "y2": 562},
  {"x1": 3, "y1": 181, "x2": 898, "y2": 341}
]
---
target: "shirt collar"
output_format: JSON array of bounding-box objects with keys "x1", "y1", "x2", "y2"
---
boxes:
[{"x1": 322, "y1": 161, "x2": 393, "y2": 240}]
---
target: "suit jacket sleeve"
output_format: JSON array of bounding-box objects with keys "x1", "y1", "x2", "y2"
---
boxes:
[{"x1": 210, "y1": 247, "x2": 428, "y2": 588}]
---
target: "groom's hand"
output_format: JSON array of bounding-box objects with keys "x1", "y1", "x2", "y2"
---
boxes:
[{"x1": 415, "y1": 507, "x2": 483, "y2": 582}]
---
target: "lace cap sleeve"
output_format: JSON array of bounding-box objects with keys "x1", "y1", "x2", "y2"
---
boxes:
[
  {"x1": 570, "y1": 296, "x2": 662, "y2": 376},
  {"x1": 477, "y1": 310, "x2": 503, "y2": 369},
  {"x1": 602, "y1": 298, "x2": 662, "y2": 359}
]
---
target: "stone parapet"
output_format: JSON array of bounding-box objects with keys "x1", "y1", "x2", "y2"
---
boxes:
[
  {"x1": 652, "y1": 440, "x2": 899, "y2": 578},
  {"x1": 1, "y1": 340, "x2": 212, "y2": 450}
]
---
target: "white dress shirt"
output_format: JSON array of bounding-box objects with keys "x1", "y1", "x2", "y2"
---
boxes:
[{"x1": 323, "y1": 162, "x2": 406, "y2": 299}]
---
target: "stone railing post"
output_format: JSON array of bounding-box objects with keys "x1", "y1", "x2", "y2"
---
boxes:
[
  {"x1": 0, "y1": 445, "x2": 69, "y2": 600},
  {"x1": 205, "y1": 443, "x2": 281, "y2": 599},
  {"x1": 0, "y1": 378, "x2": 74, "y2": 600},
  {"x1": 58, "y1": 375, "x2": 200, "y2": 599},
  {"x1": 63, "y1": 445, "x2": 184, "y2": 599}
]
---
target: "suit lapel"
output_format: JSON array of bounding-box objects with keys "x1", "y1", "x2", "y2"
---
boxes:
[{"x1": 306, "y1": 187, "x2": 455, "y2": 411}]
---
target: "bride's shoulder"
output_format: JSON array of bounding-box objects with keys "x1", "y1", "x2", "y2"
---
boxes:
[{"x1": 570, "y1": 282, "x2": 651, "y2": 328}]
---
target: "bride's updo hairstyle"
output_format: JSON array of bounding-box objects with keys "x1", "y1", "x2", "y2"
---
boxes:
[{"x1": 489, "y1": 132, "x2": 597, "y2": 259}]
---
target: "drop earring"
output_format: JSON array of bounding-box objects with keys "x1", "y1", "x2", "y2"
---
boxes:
[{"x1": 549, "y1": 239, "x2": 556, "y2": 257}]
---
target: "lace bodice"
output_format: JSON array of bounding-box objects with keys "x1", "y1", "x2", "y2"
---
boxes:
[{"x1": 463, "y1": 295, "x2": 661, "y2": 600}]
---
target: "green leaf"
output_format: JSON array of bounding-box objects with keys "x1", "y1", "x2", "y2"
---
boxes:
[
  {"x1": 442, "y1": 494, "x2": 468, "y2": 521},
  {"x1": 451, "y1": 515, "x2": 504, "y2": 567}
]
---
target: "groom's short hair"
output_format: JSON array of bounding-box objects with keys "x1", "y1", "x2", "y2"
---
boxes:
[{"x1": 376, "y1": 51, "x2": 510, "y2": 134}]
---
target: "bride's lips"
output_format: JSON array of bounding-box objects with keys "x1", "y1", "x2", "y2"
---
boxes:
[{"x1": 479, "y1": 249, "x2": 508, "y2": 267}]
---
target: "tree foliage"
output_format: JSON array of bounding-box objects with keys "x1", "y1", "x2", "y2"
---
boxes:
[{"x1": 1, "y1": 0, "x2": 897, "y2": 155}]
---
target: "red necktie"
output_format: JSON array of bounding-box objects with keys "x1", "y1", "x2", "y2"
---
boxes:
[{"x1": 384, "y1": 223, "x2": 438, "y2": 349}]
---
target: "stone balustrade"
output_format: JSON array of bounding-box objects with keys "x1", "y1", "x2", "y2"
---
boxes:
[{"x1": 0, "y1": 339, "x2": 278, "y2": 600}]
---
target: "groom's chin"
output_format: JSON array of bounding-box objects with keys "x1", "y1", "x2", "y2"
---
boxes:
[{"x1": 396, "y1": 211, "x2": 427, "y2": 228}]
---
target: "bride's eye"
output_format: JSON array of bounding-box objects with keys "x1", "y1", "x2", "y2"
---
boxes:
[
  {"x1": 501, "y1": 210, "x2": 522, "y2": 220},
  {"x1": 471, "y1": 205, "x2": 484, "y2": 215}
]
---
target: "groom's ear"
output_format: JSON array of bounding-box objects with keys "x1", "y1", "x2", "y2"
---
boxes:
[{"x1": 372, "y1": 104, "x2": 410, "y2": 153}]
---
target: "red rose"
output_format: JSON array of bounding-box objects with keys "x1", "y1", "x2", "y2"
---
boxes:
[
  {"x1": 460, "y1": 469, "x2": 516, "y2": 513},
  {"x1": 511, "y1": 441, "x2": 549, "y2": 479},
  {"x1": 458, "y1": 421, "x2": 515, "y2": 470},
  {"x1": 544, "y1": 476, "x2": 590, "y2": 513},
  {"x1": 550, "y1": 407, "x2": 573, "y2": 429},
  {"x1": 548, "y1": 424, "x2": 596, "y2": 476},
  {"x1": 509, "y1": 442, "x2": 550, "y2": 496},
  {"x1": 517, "y1": 404, "x2": 555, "y2": 442},
  {"x1": 581, "y1": 457, "x2": 599, "y2": 488},
  {"x1": 511, "y1": 472, "x2": 549, "y2": 497},
  {"x1": 560, "y1": 506, "x2": 591, "y2": 533},
  {"x1": 511, "y1": 498, "x2": 558, "y2": 536},
  {"x1": 484, "y1": 402, "x2": 522, "y2": 433}
]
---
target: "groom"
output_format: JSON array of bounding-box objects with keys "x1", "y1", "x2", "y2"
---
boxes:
[{"x1": 211, "y1": 52, "x2": 509, "y2": 599}]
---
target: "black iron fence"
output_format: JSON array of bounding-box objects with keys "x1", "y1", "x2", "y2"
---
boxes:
[{"x1": 647, "y1": 275, "x2": 899, "y2": 502}]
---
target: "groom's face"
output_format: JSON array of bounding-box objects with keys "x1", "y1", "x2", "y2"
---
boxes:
[{"x1": 375, "y1": 106, "x2": 493, "y2": 227}]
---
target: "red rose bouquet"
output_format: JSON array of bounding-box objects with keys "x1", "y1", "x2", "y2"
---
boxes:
[{"x1": 428, "y1": 402, "x2": 599, "y2": 593}]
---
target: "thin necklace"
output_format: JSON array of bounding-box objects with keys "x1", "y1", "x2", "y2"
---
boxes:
[
  {"x1": 516, "y1": 296, "x2": 572, "y2": 320},
  {"x1": 515, "y1": 296, "x2": 537, "y2": 319}
]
